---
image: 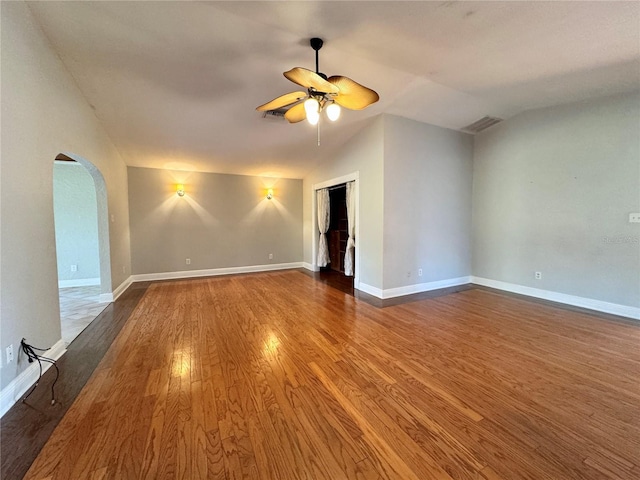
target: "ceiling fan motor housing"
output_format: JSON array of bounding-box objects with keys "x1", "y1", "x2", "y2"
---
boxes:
[{"x1": 310, "y1": 38, "x2": 323, "y2": 51}]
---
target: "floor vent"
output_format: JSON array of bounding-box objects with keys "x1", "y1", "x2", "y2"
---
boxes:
[{"x1": 462, "y1": 116, "x2": 502, "y2": 134}]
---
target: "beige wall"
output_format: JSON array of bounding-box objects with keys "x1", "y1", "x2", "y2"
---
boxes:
[
  {"x1": 128, "y1": 167, "x2": 303, "y2": 274},
  {"x1": 303, "y1": 117, "x2": 385, "y2": 290},
  {"x1": 383, "y1": 115, "x2": 473, "y2": 289},
  {"x1": 1, "y1": 1, "x2": 132, "y2": 388},
  {"x1": 53, "y1": 163, "x2": 101, "y2": 282},
  {"x1": 303, "y1": 114, "x2": 473, "y2": 295},
  {"x1": 473, "y1": 92, "x2": 640, "y2": 308}
]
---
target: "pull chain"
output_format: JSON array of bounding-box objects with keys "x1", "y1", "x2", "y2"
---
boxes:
[{"x1": 317, "y1": 118, "x2": 320, "y2": 146}]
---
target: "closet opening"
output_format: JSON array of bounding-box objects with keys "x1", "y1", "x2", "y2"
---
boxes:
[{"x1": 318, "y1": 183, "x2": 354, "y2": 292}]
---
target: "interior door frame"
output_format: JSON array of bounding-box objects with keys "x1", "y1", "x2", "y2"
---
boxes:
[{"x1": 311, "y1": 171, "x2": 360, "y2": 289}]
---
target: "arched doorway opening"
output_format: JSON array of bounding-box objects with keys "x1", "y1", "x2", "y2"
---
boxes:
[{"x1": 53, "y1": 153, "x2": 112, "y2": 345}]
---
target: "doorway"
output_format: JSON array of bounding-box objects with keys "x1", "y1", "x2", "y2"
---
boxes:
[
  {"x1": 326, "y1": 184, "x2": 350, "y2": 272},
  {"x1": 320, "y1": 184, "x2": 353, "y2": 292},
  {"x1": 53, "y1": 153, "x2": 112, "y2": 345},
  {"x1": 312, "y1": 172, "x2": 359, "y2": 292}
]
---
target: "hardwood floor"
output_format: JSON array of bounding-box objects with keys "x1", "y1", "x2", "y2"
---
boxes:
[
  {"x1": 1, "y1": 282, "x2": 150, "y2": 480},
  {"x1": 17, "y1": 270, "x2": 640, "y2": 479},
  {"x1": 301, "y1": 268, "x2": 355, "y2": 296}
]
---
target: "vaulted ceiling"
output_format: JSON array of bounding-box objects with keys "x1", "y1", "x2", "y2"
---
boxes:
[{"x1": 27, "y1": 1, "x2": 640, "y2": 178}]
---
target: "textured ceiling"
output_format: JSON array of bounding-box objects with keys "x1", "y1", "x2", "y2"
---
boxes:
[{"x1": 27, "y1": 1, "x2": 640, "y2": 178}]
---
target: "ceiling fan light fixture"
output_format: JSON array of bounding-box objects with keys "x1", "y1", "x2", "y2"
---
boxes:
[
  {"x1": 257, "y1": 37, "x2": 378, "y2": 134},
  {"x1": 304, "y1": 97, "x2": 319, "y2": 115},
  {"x1": 326, "y1": 102, "x2": 341, "y2": 121},
  {"x1": 304, "y1": 97, "x2": 320, "y2": 125},
  {"x1": 307, "y1": 110, "x2": 320, "y2": 126}
]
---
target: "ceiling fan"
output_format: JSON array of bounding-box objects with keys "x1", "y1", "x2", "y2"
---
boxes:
[{"x1": 256, "y1": 38, "x2": 379, "y2": 126}]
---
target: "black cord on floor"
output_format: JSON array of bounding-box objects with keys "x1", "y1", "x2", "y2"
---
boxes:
[{"x1": 20, "y1": 338, "x2": 59, "y2": 406}]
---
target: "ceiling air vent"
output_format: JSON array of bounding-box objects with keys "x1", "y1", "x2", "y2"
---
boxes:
[
  {"x1": 462, "y1": 116, "x2": 502, "y2": 134},
  {"x1": 54, "y1": 153, "x2": 76, "y2": 162},
  {"x1": 261, "y1": 108, "x2": 287, "y2": 122}
]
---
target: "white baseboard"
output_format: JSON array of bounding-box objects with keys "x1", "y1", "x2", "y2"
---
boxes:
[
  {"x1": 303, "y1": 262, "x2": 318, "y2": 272},
  {"x1": 358, "y1": 276, "x2": 471, "y2": 300},
  {"x1": 471, "y1": 276, "x2": 640, "y2": 320},
  {"x1": 1, "y1": 339, "x2": 67, "y2": 418},
  {"x1": 98, "y1": 293, "x2": 113, "y2": 303},
  {"x1": 383, "y1": 276, "x2": 472, "y2": 299},
  {"x1": 96, "y1": 276, "x2": 132, "y2": 304},
  {"x1": 357, "y1": 282, "x2": 384, "y2": 298},
  {"x1": 111, "y1": 276, "x2": 133, "y2": 302},
  {"x1": 58, "y1": 277, "x2": 100, "y2": 288},
  {"x1": 130, "y1": 262, "x2": 304, "y2": 283}
]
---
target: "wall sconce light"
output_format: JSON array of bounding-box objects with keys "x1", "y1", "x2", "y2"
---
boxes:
[
  {"x1": 176, "y1": 184, "x2": 185, "y2": 197},
  {"x1": 266, "y1": 188, "x2": 274, "y2": 200}
]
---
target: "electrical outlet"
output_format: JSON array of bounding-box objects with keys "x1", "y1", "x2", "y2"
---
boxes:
[
  {"x1": 535, "y1": 272, "x2": 542, "y2": 280},
  {"x1": 406, "y1": 271, "x2": 411, "y2": 278},
  {"x1": 186, "y1": 258, "x2": 191, "y2": 265},
  {"x1": 6, "y1": 344, "x2": 14, "y2": 364},
  {"x1": 268, "y1": 253, "x2": 273, "y2": 260},
  {"x1": 71, "y1": 264, "x2": 77, "y2": 272},
  {"x1": 418, "y1": 268, "x2": 423, "y2": 277},
  {"x1": 629, "y1": 213, "x2": 640, "y2": 223},
  {"x1": 122, "y1": 266, "x2": 126, "y2": 274}
]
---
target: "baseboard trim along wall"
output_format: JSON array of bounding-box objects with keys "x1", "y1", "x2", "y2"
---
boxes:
[
  {"x1": 471, "y1": 276, "x2": 640, "y2": 320},
  {"x1": 58, "y1": 277, "x2": 100, "y2": 288},
  {"x1": 111, "y1": 276, "x2": 134, "y2": 302},
  {"x1": 130, "y1": 262, "x2": 304, "y2": 283},
  {"x1": 99, "y1": 293, "x2": 114, "y2": 303},
  {"x1": 358, "y1": 276, "x2": 472, "y2": 300},
  {"x1": 0, "y1": 339, "x2": 67, "y2": 418},
  {"x1": 357, "y1": 282, "x2": 383, "y2": 298},
  {"x1": 302, "y1": 262, "x2": 318, "y2": 272}
]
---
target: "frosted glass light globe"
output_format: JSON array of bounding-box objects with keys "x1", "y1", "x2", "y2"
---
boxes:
[{"x1": 326, "y1": 103, "x2": 341, "y2": 121}]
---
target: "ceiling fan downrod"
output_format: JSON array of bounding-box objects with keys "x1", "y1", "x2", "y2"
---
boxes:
[
  {"x1": 310, "y1": 37, "x2": 324, "y2": 77},
  {"x1": 309, "y1": 38, "x2": 326, "y2": 146}
]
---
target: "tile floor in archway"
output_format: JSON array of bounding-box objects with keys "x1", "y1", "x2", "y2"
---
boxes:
[{"x1": 59, "y1": 285, "x2": 109, "y2": 345}]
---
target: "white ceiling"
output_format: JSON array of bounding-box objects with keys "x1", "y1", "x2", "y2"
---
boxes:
[{"x1": 27, "y1": 1, "x2": 640, "y2": 179}]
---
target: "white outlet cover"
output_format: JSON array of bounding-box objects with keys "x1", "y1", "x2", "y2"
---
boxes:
[{"x1": 629, "y1": 213, "x2": 640, "y2": 223}]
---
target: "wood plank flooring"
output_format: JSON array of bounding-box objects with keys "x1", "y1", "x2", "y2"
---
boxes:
[
  {"x1": 1, "y1": 282, "x2": 150, "y2": 480},
  {"x1": 21, "y1": 270, "x2": 640, "y2": 480}
]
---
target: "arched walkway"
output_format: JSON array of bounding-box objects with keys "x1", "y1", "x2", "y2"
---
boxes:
[{"x1": 53, "y1": 153, "x2": 112, "y2": 344}]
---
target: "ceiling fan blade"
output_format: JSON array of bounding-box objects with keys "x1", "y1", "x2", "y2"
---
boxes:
[
  {"x1": 256, "y1": 91, "x2": 307, "y2": 112},
  {"x1": 284, "y1": 102, "x2": 307, "y2": 123},
  {"x1": 328, "y1": 76, "x2": 379, "y2": 110},
  {"x1": 284, "y1": 68, "x2": 339, "y2": 94}
]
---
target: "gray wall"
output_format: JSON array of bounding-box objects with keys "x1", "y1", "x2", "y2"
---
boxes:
[
  {"x1": 303, "y1": 114, "x2": 473, "y2": 293},
  {"x1": 0, "y1": 1, "x2": 131, "y2": 389},
  {"x1": 383, "y1": 115, "x2": 473, "y2": 289},
  {"x1": 472, "y1": 92, "x2": 640, "y2": 307},
  {"x1": 303, "y1": 117, "x2": 385, "y2": 289},
  {"x1": 53, "y1": 163, "x2": 101, "y2": 282},
  {"x1": 128, "y1": 167, "x2": 302, "y2": 274}
]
